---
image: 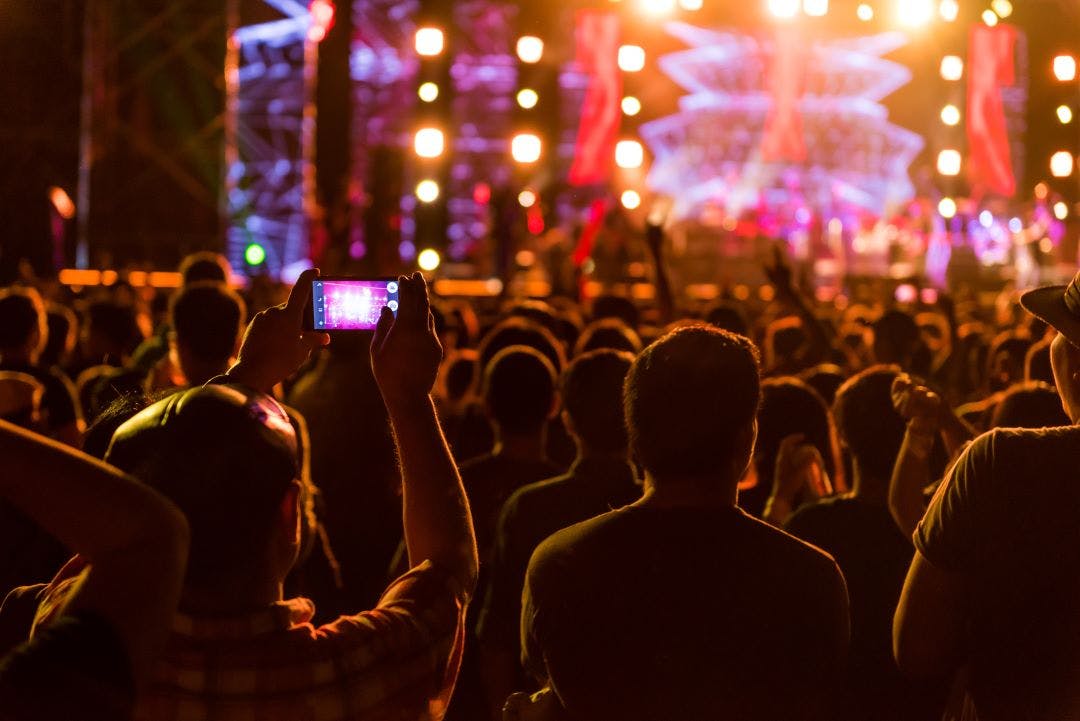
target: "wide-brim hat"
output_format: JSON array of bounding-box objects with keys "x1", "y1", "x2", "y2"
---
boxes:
[{"x1": 1020, "y1": 274, "x2": 1080, "y2": 347}]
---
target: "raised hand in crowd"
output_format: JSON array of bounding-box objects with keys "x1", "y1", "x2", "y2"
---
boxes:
[{"x1": 228, "y1": 268, "x2": 331, "y2": 394}]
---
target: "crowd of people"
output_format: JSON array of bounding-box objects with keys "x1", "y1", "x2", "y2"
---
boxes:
[{"x1": 1, "y1": 229, "x2": 1079, "y2": 721}]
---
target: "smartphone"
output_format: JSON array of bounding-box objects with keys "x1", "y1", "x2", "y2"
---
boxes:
[{"x1": 305, "y1": 277, "x2": 399, "y2": 331}]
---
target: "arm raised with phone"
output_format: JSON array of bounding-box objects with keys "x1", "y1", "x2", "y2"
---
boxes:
[{"x1": 372, "y1": 272, "x2": 478, "y2": 595}]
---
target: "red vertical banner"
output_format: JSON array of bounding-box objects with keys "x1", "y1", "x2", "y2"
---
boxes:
[
  {"x1": 967, "y1": 24, "x2": 1018, "y2": 198},
  {"x1": 568, "y1": 11, "x2": 622, "y2": 186}
]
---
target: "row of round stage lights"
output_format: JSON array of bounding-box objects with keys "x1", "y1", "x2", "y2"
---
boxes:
[
  {"x1": 762, "y1": 0, "x2": 1021, "y2": 25},
  {"x1": 412, "y1": 26, "x2": 449, "y2": 271}
]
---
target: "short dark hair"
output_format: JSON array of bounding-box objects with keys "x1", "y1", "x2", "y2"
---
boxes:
[
  {"x1": 179, "y1": 251, "x2": 231, "y2": 286},
  {"x1": 170, "y1": 282, "x2": 246, "y2": 363},
  {"x1": 106, "y1": 386, "x2": 298, "y2": 591},
  {"x1": 991, "y1": 381, "x2": 1071, "y2": 429},
  {"x1": 591, "y1": 295, "x2": 639, "y2": 330},
  {"x1": 478, "y1": 318, "x2": 566, "y2": 379},
  {"x1": 0, "y1": 287, "x2": 45, "y2": 352},
  {"x1": 832, "y1": 365, "x2": 906, "y2": 481},
  {"x1": 625, "y1": 326, "x2": 761, "y2": 478},
  {"x1": 754, "y1": 376, "x2": 837, "y2": 486},
  {"x1": 86, "y1": 300, "x2": 143, "y2": 357},
  {"x1": 563, "y1": 350, "x2": 634, "y2": 453},
  {"x1": 483, "y1": 345, "x2": 556, "y2": 435},
  {"x1": 574, "y1": 318, "x2": 642, "y2": 357}
]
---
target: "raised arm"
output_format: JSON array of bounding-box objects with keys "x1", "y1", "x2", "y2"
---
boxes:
[
  {"x1": 888, "y1": 375, "x2": 954, "y2": 537},
  {"x1": 0, "y1": 420, "x2": 189, "y2": 679},
  {"x1": 764, "y1": 244, "x2": 835, "y2": 363},
  {"x1": 371, "y1": 273, "x2": 478, "y2": 595},
  {"x1": 644, "y1": 221, "x2": 675, "y2": 324}
]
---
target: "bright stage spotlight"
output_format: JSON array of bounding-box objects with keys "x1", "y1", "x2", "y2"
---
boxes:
[
  {"x1": 803, "y1": 0, "x2": 828, "y2": 16},
  {"x1": 938, "y1": 197, "x2": 957, "y2": 219},
  {"x1": 1059, "y1": 105, "x2": 1075, "y2": 124},
  {"x1": 767, "y1": 0, "x2": 800, "y2": 18},
  {"x1": 1055, "y1": 202, "x2": 1069, "y2": 220},
  {"x1": 679, "y1": 0, "x2": 704, "y2": 10},
  {"x1": 1051, "y1": 151, "x2": 1075, "y2": 178},
  {"x1": 517, "y1": 88, "x2": 539, "y2": 109},
  {"x1": 856, "y1": 3, "x2": 873, "y2": 21},
  {"x1": 517, "y1": 36, "x2": 544, "y2": 64},
  {"x1": 1054, "y1": 55, "x2": 1077, "y2": 82},
  {"x1": 621, "y1": 190, "x2": 642, "y2": 209},
  {"x1": 622, "y1": 96, "x2": 642, "y2": 116},
  {"x1": 941, "y1": 104, "x2": 961, "y2": 126},
  {"x1": 511, "y1": 133, "x2": 542, "y2": 163},
  {"x1": 981, "y1": 9, "x2": 998, "y2": 26},
  {"x1": 991, "y1": 0, "x2": 1012, "y2": 18},
  {"x1": 618, "y1": 45, "x2": 646, "y2": 72},
  {"x1": 417, "y1": 249, "x2": 441, "y2": 271},
  {"x1": 897, "y1": 0, "x2": 934, "y2": 27},
  {"x1": 641, "y1": 0, "x2": 677, "y2": 14},
  {"x1": 616, "y1": 140, "x2": 645, "y2": 169},
  {"x1": 418, "y1": 82, "x2": 439, "y2": 102},
  {"x1": 940, "y1": 55, "x2": 964, "y2": 81},
  {"x1": 937, "y1": 149, "x2": 961, "y2": 176},
  {"x1": 414, "y1": 128, "x2": 445, "y2": 158},
  {"x1": 939, "y1": 0, "x2": 959, "y2": 21},
  {"x1": 416, "y1": 180, "x2": 440, "y2": 203},
  {"x1": 518, "y1": 190, "x2": 537, "y2": 208},
  {"x1": 979, "y1": 210, "x2": 994, "y2": 228},
  {"x1": 415, "y1": 27, "x2": 444, "y2": 56}
]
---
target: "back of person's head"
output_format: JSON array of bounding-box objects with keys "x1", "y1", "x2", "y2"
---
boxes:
[
  {"x1": 179, "y1": 251, "x2": 232, "y2": 286},
  {"x1": 705, "y1": 301, "x2": 750, "y2": 338},
  {"x1": 987, "y1": 332, "x2": 1033, "y2": 392},
  {"x1": 506, "y1": 300, "x2": 562, "y2": 337},
  {"x1": 754, "y1": 376, "x2": 837, "y2": 485},
  {"x1": 478, "y1": 317, "x2": 566, "y2": 379},
  {"x1": 873, "y1": 309, "x2": 920, "y2": 364},
  {"x1": 41, "y1": 303, "x2": 78, "y2": 368},
  {"x1": 990, "y1": 382, "x2": 1071, "y2": 429},
  {"x1": 764, "y1": 316, "x2": 807, "y2": 370},
  {"x1": 0, "y1": 286, "x2": 46, "y2": 356},
  {"x1": 106, "y1": 385, "x2": 299, "y2": 591},
  {"x1": 170, "y1": 282, "x2": 246, "y2": 365},
  {"x1": 562, "y1": 350, "x2": 634, "y2": 454},
  {"x1": 799, "y1": 364, "x2": 846, "y2": 407},
  {"x1": 84, "y1": 299, "x2": 143, "y2": 360},
  {"x1": 483, "y1": 345, "x2": 557, "y2": 436},
  {"x1": 442, "y1": 351, "x2": 478, "y2": 404},
  {"x1": 625, "y1": 325, "x2": 761, "y2": 480},
  {"x1": 573, "y1": 318, "x2": 642, "y2": 357},
  {"x1": 591, "y1": 294, "x2": 639, "y2": 330},
  {"x1": 832, "y1": 365, "x2": 906, "y2": 481}
]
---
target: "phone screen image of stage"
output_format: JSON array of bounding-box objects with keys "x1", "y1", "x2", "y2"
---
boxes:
[{"x1": 311, "y1": 280, "x2": 398, "y2": 331}]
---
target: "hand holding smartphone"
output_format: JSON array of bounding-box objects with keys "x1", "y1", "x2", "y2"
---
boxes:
[{"x1": 304, "y1": 277, "x2": 400, "y2": 332}]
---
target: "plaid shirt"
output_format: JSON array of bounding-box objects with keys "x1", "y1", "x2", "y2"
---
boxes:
[{"x1": 32, "y1": 560, "x2": 466, "y2": 721}]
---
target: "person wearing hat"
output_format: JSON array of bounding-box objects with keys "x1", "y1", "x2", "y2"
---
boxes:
[
  {"x1": 14, "y1": 270, "x2": 478, "y2": 720},
  {"x1": 894, "y1": 275, "x2": 1080, "y2": 720}
]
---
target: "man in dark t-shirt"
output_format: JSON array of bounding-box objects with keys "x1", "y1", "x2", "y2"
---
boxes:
[
  {"x1": 895, "y1": 274, "x2": 1080, "y2": 720},
  {"x1": 522, "y1": 326, "x2": 849, "y2": 721},
  {"x1": 477, "y1": 350, "x2": 640, "y2": 715},
  {"x1": 786, "y1": 366, "x2": 945, "y2": 721}
]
